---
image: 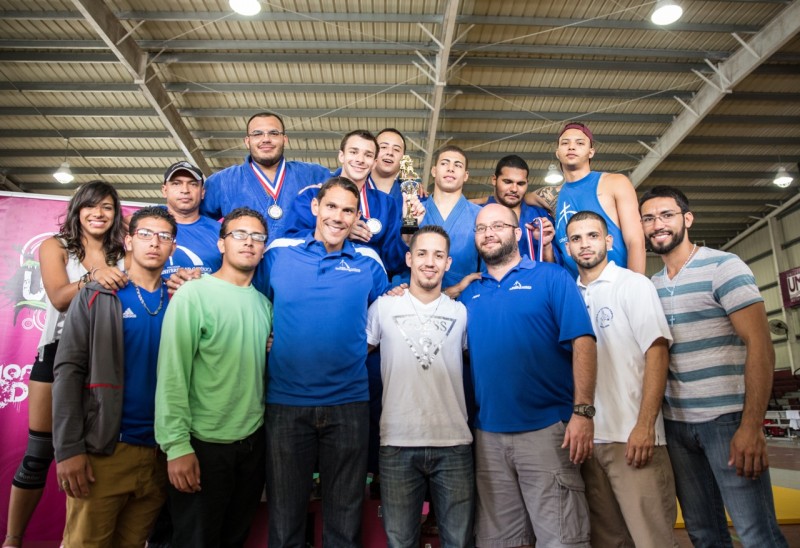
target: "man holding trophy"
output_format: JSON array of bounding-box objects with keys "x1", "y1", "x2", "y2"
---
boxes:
[{"x1": 396, "y1": 146, "x2": 482, "y2": 299}]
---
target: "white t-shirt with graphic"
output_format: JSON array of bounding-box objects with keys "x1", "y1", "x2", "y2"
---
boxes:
[{"x1": 367, "y1": 290, "x2": 471, "y2": 447}]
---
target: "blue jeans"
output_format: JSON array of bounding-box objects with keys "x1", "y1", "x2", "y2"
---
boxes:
[
  {"x1": 664, "y1": 413, "x2": 787, "y2": 548},
  {"x1": 379, "y1": 445, "x2": 475, "y2": 548},
  {"x1": 265, "y1": 402, "x2": 369, "y2": 548}
]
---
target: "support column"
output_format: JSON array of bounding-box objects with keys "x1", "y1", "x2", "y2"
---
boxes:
[{"x1": 768, "y1": 216, "x2": 797, "y2": 373}]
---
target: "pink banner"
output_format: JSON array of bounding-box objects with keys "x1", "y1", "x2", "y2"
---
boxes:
[{"x1": 0, "y1": 192, "x2": 141, "y2": 541}]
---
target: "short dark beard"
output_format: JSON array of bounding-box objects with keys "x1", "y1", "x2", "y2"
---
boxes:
[
  {"x1": 575, "y1": 246, "x2": 606, "y2": 270},
  {"x1": 414, "y1": 277, "x2": 441, "y2": 292},
  {"x1": 253, "y1": 155, "x2": 281, "y2": 169},
  {"x1": 649, "y1": 223, "x2": 686, "y2": 255},
  {"x1": 480, "y1": 237, "x2": 517, "y2": 266},
  {"x1": 495, "y1": 192, "x2": 520, "y2": 209}
]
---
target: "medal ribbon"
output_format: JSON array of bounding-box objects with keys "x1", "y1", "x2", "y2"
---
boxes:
[
  {"x1": 250, "y1": 158, "x2": 286, "y2": 203},
  {"x1": 366, "y1": 174, "x2": 377, "y2": 190},
  {"x1": 359, "y1": 183, "x2": 371, "y2": 219},
  {"x1": 527, "y1": 218, "x2": 544, "y2": 262}
]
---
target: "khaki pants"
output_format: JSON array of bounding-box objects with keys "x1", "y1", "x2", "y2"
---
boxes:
[
  {"x1": 581, "y1": 443, "x2": 678, "y2": 548},
  {"x1": 62, "y1": 442, "x2": 167, "y2": 548}
]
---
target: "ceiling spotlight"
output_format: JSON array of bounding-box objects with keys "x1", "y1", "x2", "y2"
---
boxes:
[
  {"x1": 544, "y1": 164, "x2": 564, "y2": 185},
  {"x1": 54, "y1": 138, "x2": 74, "y2": 184},
  {"x1": 54, "y1": 161, "x2": 74, "y2": 184},
  {"x1": 773, "y1": 167, "x2": 793, "y2": 188},
  {"x1": 230, "y1": 0, "x2": 261, "y2": 16},
  {"x1": 651, "y1": 0, "x2": 683, "y2": 25}
]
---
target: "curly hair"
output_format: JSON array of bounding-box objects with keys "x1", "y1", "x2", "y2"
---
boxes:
[{"x1": 57, "y1": 180, "x2": 125, "y2": 264}]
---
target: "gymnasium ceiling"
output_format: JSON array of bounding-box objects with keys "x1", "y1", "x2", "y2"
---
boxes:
[{"x1": 1, "y1": 0, "x2": 799, "y2": 248}]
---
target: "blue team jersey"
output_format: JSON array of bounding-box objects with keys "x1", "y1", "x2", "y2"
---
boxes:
[
  {"x1": 118, "y1": 282, "x2": 168, "y2": 447},
  {"x1": 200, "y1": 156, "x2": 331, "y2": 244},
  {"x1": 459, "y1": 258, "x2": 594, "y2": 433},
  {"x1": 285, "y1": 181, "x2": 408, "y2": 278},
  {"x1": 368, "y1": 174, "x2": 404, "y2": 213},
  {"x1": 161, "y1": 214, "x2": 222, "y2": 278},
  {"x1": 264, "y1": 236, "x2": 388, "y2": 407},
  {"x1": 554, "y1": 171, "x2": 627, "y2": 278}
]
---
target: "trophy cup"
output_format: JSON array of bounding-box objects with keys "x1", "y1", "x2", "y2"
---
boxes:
[{"x1": 400, "y1": 155, "x2": 421, "y2": 235}]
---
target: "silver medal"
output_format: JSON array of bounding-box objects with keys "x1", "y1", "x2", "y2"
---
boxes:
[
  {"x1": 366, "y1": 217, "x2": 382, "y2": 234},
  {"x1": 267, "y1": 204, "x2": 283, "y2": 220}
]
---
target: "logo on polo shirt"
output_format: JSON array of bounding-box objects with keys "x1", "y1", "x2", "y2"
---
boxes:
[
  {"x1": 122, "y1": 308, "x2": 137, "y2": 319},
  {"x1": 509, "y1": 281, "x2": 531, "y2": 291},
  {"x1": 335, "y1": 259, "x2": 361, "y2": 273},
  {"x1": 596, "y1": 307, "x2": 613, "y2": 328}
]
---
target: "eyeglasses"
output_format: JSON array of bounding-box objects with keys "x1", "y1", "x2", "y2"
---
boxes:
[
  {"x1": 223, "y1": 230, "x2": 267, "y2": 242},
  {"x1": 133, "y1": 228, "x2": 175, "y2": 243},
  {"x1": 247, "y1": 130, "x2": 285, "y2": 140},
  {"x1": 640, "y1": 211, "x2": 682, "y2": 225},
  {"x1": 474, "y1": 222, "x2": 518, "y2": 234}
]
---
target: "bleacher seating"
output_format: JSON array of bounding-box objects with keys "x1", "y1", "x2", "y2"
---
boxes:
[{"x1": 766, "y1": 369, "x2": 800, "y2": 438}]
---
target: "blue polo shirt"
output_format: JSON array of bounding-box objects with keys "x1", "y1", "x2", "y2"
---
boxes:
[
  {"x1": 265, "y1": 235, "x2": 389, "y2": 406},
  {"x1": 200, "y1": 156, "x2": 331, "y2": 244},
  {"x1": 460, "y1": 257, "x2": 594, "y2": 433},
  {"x1": 161, "y1": 214, "x2": 222, "y2": 278}
]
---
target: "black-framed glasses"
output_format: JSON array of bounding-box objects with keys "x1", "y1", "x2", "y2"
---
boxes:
[
  {"x1": 640, "y1": 211, "x2": 682, "y2": 225},
  {"x1": 474, "y1": 222, "x2": 518, "y2": 234},
  {"x1": 223, "y1": 230, "x2": 267, "y2": 242},
  {"x1": 247, "y1": 130, "x2": 285, "y2": 140},
  {"x1": 134, "y1": 228, "x2": 174, "y2": 243}
]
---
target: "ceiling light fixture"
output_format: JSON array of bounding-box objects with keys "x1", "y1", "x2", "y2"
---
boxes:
[
  {"x1": 544, "y1": 164, "x2": 564, "y2": 185},
  {"x1": 773, "y1": 167, "x2": 793, "y2": 188},
  {"x1": 53, "y1": 162, "x2": 74, "y2": 184},
  {"x1": 53, "y1": 139, "x2": 74, "y2": 184},
  {"x1": 230, "y1": 0, "x2": 261, "y2": 16},
  {"x1": 651, "y1": 0, "x2": 683, "y2": 25}
]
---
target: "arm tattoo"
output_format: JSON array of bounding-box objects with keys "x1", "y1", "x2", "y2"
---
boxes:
[{"x1": 534, "y1": 185, "x2": 561, "y2": 213}]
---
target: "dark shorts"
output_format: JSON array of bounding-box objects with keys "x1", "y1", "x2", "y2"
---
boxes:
[{"x1": 29, "y1": 341, "x2": 59, "y2": 383}]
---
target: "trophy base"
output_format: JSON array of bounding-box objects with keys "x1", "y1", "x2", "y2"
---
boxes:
[{"x1": 401, "y1": 223, "x2": 420, "y2": 235}]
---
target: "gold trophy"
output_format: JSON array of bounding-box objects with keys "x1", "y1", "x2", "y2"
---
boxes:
[{"x1": 400, "y1": 155, "x2": 421, "y2": 235}]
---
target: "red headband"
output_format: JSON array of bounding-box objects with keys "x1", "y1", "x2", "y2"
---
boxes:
[{"x1": 559, "y1": 123, "x2": 593, "y2": 143}]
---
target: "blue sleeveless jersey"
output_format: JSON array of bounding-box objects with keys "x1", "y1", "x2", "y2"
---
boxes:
[{"x1": 554, "y1": 171, "x2": 627, "y2": 278}]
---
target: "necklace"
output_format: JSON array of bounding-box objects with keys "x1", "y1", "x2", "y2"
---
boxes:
[
  {"x1": 666, "y1": 243, "x2": 697, "y2": 326},
  {"x1": 134, "y1": 282, "x2": 165, "y2": 316},
  {"x1": 407, "y1": 291, "x2": 443, "y2": 328},
  {"x1": 401, "y1": 293, "x2": 445, "y2": 370}
]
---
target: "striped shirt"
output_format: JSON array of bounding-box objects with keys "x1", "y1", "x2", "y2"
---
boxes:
[{"x1": 652, "y1": 246, "x2": 763, "y2": 423}]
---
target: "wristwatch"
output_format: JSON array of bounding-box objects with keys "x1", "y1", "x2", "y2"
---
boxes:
[
  {"x1": 573, "y1": 404, "x2": 596, "y2": 418},
  {"x1": 78, "y1": 272, "x2": 91, "y2": 289}
]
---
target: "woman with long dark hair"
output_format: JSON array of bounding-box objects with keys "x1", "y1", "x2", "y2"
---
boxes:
[{"x1": 4, "y1": 181, "x2": 128, "y2": 547}]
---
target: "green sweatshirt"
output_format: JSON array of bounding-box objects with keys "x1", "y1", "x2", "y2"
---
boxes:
[{"x1": 155, "y1": 274, "x2": 273, "y2": 460}]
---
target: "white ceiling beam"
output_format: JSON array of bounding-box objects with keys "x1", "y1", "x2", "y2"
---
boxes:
[
  {"x1": 630, "y1": 0, "x2": 800, "y2": 187},
  {"x1": 69, "y1": 0, "x2": 210, "y2": 174},
  {"x1": 421, "y1": 0, "x2": 462, "y2": 184}
]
